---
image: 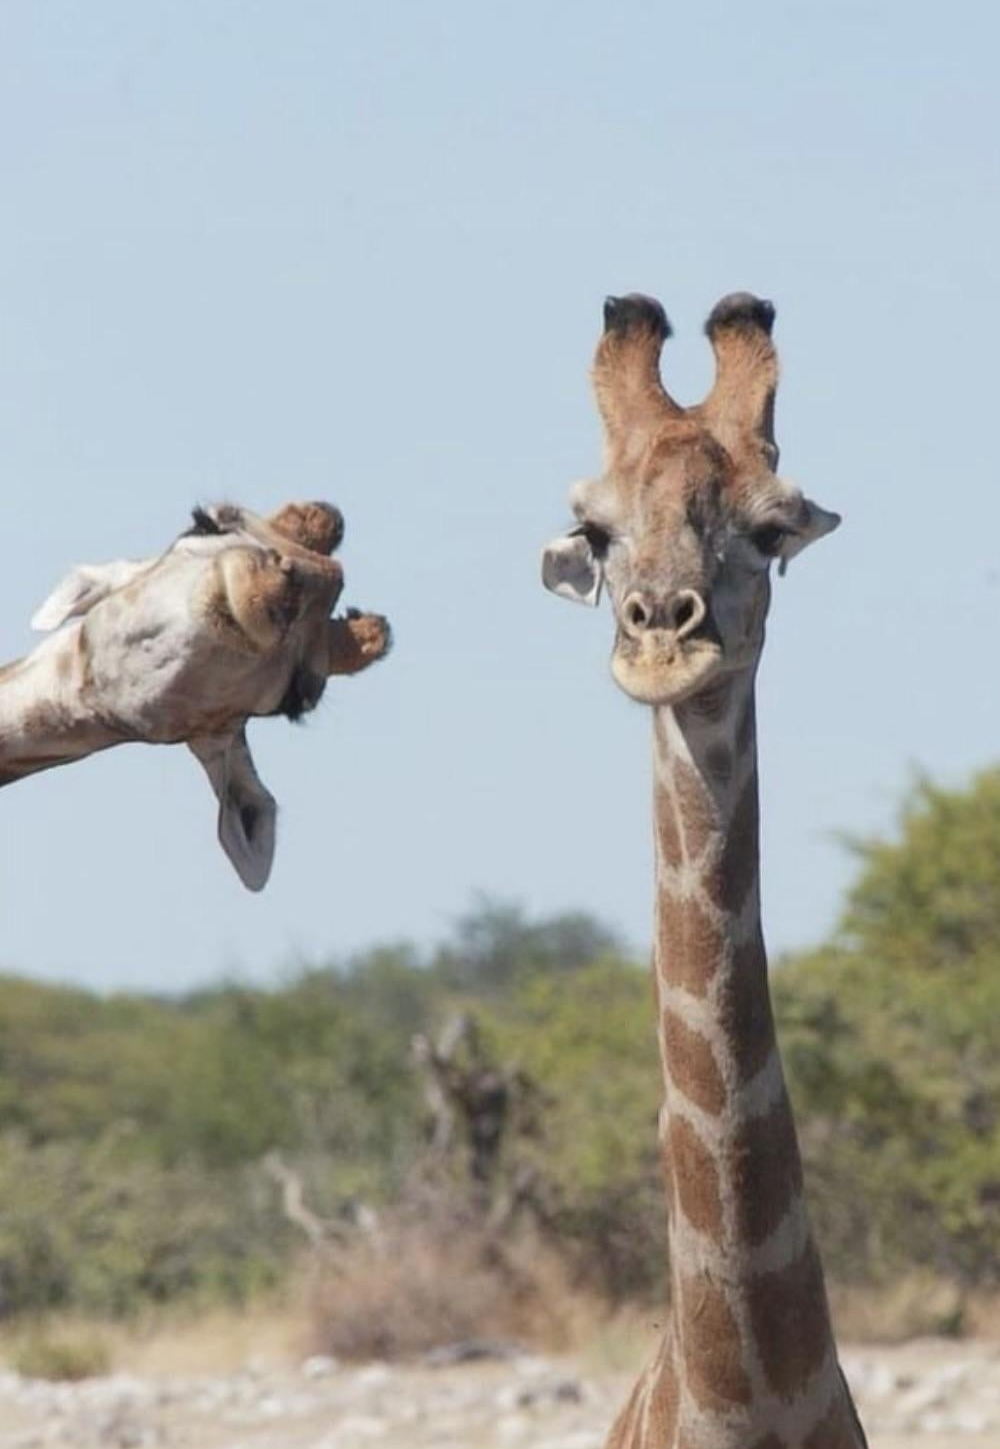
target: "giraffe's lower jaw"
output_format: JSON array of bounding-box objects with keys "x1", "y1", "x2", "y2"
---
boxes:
[{"x1": 611, "y1": 636, "x2": 722, "y2": 706}]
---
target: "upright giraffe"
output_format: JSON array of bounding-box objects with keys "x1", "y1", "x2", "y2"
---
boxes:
[
  {"x1": 542, "y1": 293, "x2": 866, "y2": 1449},
  {"x1": 1, "y1": 500, "x2": 390, "y2": 889}
]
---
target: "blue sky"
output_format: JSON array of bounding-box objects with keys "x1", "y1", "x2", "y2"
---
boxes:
[{"x1": 1, "y1": 1, "x2": 998, "y2": 990}]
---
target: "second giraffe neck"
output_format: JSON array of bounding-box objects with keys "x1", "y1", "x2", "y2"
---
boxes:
[
  {"x1": 0, "y1": 633, "x2": 119, "y2": 786},
  {"x1": 651, "y1": 673, "x2": 842, "y2": 1422}
]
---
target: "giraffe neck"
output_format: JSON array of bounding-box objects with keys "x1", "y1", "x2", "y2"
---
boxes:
[
  {"x1": 633, "y1": 670, "x2": 852, "y2": 1446},
  {"x1": 0, "y1": 631, "x2": 119, "y2": 786}
]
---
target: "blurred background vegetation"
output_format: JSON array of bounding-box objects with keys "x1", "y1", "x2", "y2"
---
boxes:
[{"x1": 1, "y1": 767, "x2": 998, "y2": 1350}]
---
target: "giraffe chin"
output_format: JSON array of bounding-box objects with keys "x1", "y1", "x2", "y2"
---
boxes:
[{"x1": 610, "y1": 637, "x2": 723, "y2": 707}]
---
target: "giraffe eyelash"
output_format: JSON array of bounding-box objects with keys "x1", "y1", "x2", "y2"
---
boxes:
[
  {"x1": 572, "y1": 521, "x2": 613, "y2": 559},
  {"x1": 749, "y1": 523, "x2": 792, "y2": 557}
]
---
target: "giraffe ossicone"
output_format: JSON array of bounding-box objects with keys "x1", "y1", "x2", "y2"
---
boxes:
[
  {"x1": 543, "y1": 294, "x2": 867, "y2": 1449},
  {"x1": 1, "y1": 499, "x2": 391, "y2": 890}
]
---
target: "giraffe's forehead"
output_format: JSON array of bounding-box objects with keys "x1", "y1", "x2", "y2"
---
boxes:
[
  {"x1": 635, "y1": 427, "x2": 729, "y2": 501},
  {"x1": 584, "y1": 421, "x2": 782, "y2": 534}
]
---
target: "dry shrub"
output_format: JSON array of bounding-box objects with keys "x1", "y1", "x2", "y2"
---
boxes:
[
  {"x1": 9, "y1": 1325, "x2": 111, "y2": 1381},
  {"x1": 307, "y1": 1209, "x2": 588, "y2": 1361},
  {"x1": 829, "y1": 1272, "x2": 967, "y2": 1342}
]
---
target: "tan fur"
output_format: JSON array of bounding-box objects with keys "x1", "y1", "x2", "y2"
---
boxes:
[
  {"x1": 678, "y1": 1271, "x2": 753, "y2": 1410},
  {"x1": 326, "y1": 613, "x2": 392, "y2": 674},
  {"x1": 0, "y1": 498, "x2": 391, "y2": 888},
  {"x1": 748, "y1": 1243, "x2": 833, "y2": 1399},
  {"x1": 547, "y1": 295, "x2": 864, "y2": 1448},
  {"x1": 730, "y1": 1095, "x2": 805, "y2": 1246},
  {"x1": 267, "y1": 500, "x2": 343, "y2": 556},
  {"x1": 656, "y1": 893, "x2": 725, "y2": 996},
  {"x1": 662, "y1": 1010, "x2": 727, "y2": 1116},
  {"x1": 717, "y1": 931, "x2": 776, "y2": 1083},
  {"x1": 668, "y1": 1116, "x2": 724, "y2": 1238}
]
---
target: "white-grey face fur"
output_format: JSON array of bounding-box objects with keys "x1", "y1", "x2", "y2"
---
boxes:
[
  {"x1": 9, "y1": 504, "x2": 386, "y2": 891},
  {"x1": 543, "y1": 472, "x2": 839, "y2": 708},
  {"x1": 541, "y1": 292, "x2": 840, "y2": 709}
]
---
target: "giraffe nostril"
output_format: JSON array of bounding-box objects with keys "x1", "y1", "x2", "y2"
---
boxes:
[
  {"x1": 670, "y1": 590, "x2": 707, "y2": 640},
  {"x1": 625, "y1": 594, "x2": 651, "y2": 632},
  {"x1": 623, "y1": 589, "x2": 706, "y2": 640},
  {"x1": 674, "y1": 596, "x2": 696, "y2": 631}
]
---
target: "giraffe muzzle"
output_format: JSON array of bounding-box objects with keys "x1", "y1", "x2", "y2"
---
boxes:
[{"x1": 611, "y1": 625, "x2": 723, "y2": 707}]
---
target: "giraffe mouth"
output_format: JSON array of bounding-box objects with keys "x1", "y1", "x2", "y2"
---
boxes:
[{"x1": 610, "y1": 630, "x2": 723, "y2": 706}]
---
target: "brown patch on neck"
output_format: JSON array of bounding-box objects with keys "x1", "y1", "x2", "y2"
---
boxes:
[
  {"x1": 656, "y1": 891, "x2": 725, "y2": 996},
  {"x1": 673, "y1": 756, "x2": 718, "y2": 862},
  {"x1": 687, "y1": 678, "x2": 732, "y2": 722},
  {"x1": 747, "y1": 1240, "x2": 834, "y2": 1400},
  {"x1": 716, "y1": 927, "x2": 775, "y2": 1082},
  {"x1": 654, "y1": 780, "x2": 682, "y2": 863},
  {"x1": 730, "y1": 1092, "x2": 804, "y2": 1246},
  {"x1": 662, "y1": 1010, "x2": 726, "y2": 1115},
  {"x1": 705, "y1": 771, "x2": 759, "y2": 912},
  {"x1": 667, "y1": 1116, "x2": 723, "y2": 1238},
  {"x1": 705, "y1": 739, "x2": 733, "y2": 787},
  {"x1": 678, "y1": 1271, "x2": 752, "y2": 1411},
  {"x1": 655, "y1": 756, "x2": 718, "y2": 872}
]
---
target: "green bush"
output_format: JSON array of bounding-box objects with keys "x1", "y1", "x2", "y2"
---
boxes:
[
  {"x1": 0, "y1": 800, "x2": 997, "y2": 1329},
  {"x1": 0, "y1": 1133, "x2": 289, "y2": 1317},
  {"x1": 777, "y1": 768, "x2": 1000, "y2": 1285}
]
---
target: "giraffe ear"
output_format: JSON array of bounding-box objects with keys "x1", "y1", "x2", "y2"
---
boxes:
[
  {"x1": 31, "y1": 560, "x2": 149, "y2": 631},
  {"x1": 188, "y1": 730, "x2": 277, "y2": 892},
  {"x1": 776, "y1": 498, "x2": 841, "y2": 575},
  {"x1": 541, "y1": 533, "x2": 603, "y2": 607}
]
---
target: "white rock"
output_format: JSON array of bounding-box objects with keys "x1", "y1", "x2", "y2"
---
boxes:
[
  {"x1": 354, "y1": 1363, "x2": 392, "y2": 1389},
  {"x1": 895, "y1": 1378, "x2": 946, "y2": 1415},
  {"x1": 855, "y1": 1360, "x2": 898, "y2": 1399},
  {"x1": 536, "y1": 1434, "x2": 603, "y2": 1449},
  {"x1": 330, "y1": 1411, "x2": 388, "y2": 1441},
  {"x1": 512, "y1": 1355, "x2": 551, "y2": 1379},
  {"x1": 256, "y1": 1392, "x2": 289, "y2": 1417},
  {"x1": 496, "y1": 1412, "x2": 531, "y2": 1443},
  {"x1": 302, "y1": 1354, "x2": 339, "y2": 1379},
  {"x1": 950, "y1": 1407, "x2": 991, "y2": 1432}
]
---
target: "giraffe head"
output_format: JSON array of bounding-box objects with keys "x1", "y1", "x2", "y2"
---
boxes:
[
  {"x1": 24, "y1": 499, "x2": 391, "y2": 889},
  {"x1": 542, "y1": 293, "x2": 839, "y2": 706}
]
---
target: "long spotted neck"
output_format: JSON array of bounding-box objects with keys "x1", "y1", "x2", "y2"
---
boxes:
[
  {"x1": 0, "y1": 631, "x2": 119, "y2": 787},
  {"x1": 608, "y1": 673, "x2": 865, "y2": 1448}
]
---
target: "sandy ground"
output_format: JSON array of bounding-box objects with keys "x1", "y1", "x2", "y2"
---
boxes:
[{"x1": 1, "y1": 1337, "x2": 999, "y2": 1448}]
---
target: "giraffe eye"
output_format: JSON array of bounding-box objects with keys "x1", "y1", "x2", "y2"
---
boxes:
[
  {"x1": 749, "y1": 523, "x2": 788, "y2": 557},
  {"x1": 574, "y1": 521, "x2": 612, "y2": 559}
]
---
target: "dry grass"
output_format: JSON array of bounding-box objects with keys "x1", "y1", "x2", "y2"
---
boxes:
[
  {"x1": 5, "y1": 1271, "x2": 1000, "y2": 1387},
  {"x1": 829, "y1": 1274, "x2": 970, "y2": 1343},
  {"x1": 7, "y1": 1324, "x2": 112, "y2": 1381},
  {"x1": 306, "y1": 1217, "x2": 598, "y2": 1362},
  {"x1": 110, "y1": 1301, "x2": 304, "y2": 1376},
  {"x1": 0, "y1": 1297, "x2": 303, "y2": 1381}
]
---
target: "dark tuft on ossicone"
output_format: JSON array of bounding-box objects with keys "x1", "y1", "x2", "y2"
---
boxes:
[
  {"x1": 603, "y1": 293, "x2": 672, "y2": 340},
  {"x1": 705, "y1": 293, "x2": 776, "y2": 338},
  {"x1": 185, "y1": 506, "x2": 224, "y2": 537}
]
